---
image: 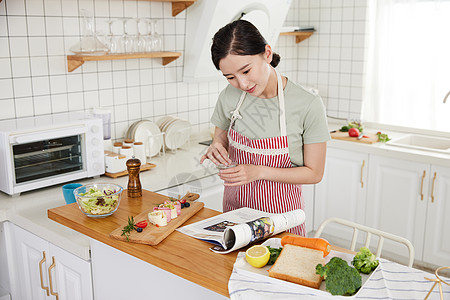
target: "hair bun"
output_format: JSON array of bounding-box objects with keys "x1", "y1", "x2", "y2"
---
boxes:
[{"x1": 271, "y1": 53, "x2": 281, "y2": 68}]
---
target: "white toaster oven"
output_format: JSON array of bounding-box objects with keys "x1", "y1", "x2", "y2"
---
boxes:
[{"x1": 0, "y1": 114, "x2": 105, "y2": 196}]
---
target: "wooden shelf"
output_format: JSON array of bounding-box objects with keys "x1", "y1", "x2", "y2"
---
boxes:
[
  {"x1": 280, "y1": 31, "x2": 314, "y2": 44},
  {"x1": 67, "y1": 52, "x2": 182, "y2": 72},
  {"x1": 141, "y1": 0, "x2": 197, "y2": 17}
]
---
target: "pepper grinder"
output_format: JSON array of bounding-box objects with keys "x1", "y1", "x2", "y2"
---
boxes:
[{"x1": 126, "y1": 157, "x2": 142, "y2": 198}]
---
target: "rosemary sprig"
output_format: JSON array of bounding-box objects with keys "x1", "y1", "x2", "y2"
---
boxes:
[{"x1": 121, "y1": 216, "x2": 136, "y2": 242}]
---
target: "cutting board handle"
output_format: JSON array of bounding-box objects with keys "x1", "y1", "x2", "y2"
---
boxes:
[{"x1": 181, "y1": 192, "x2": 200, "y2": 202}]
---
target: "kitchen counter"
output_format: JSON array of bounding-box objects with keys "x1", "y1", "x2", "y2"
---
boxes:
[
  {"x1": 1, "y1": 123, "x2": 449, "y2": 262},
  {"x1": 327, "y1": 119, "x2": 450, "y2": 167},
  {"x1": 48, "y1": 189, "x2": 237, "y2": 297},
  {"x1": 0, "y1": 133, "x2": 216, "y2": 260}
]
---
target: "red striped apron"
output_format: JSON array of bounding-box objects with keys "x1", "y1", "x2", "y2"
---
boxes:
[{"x1": 223, "y1": 70, "x2": 306, "y2": 236}]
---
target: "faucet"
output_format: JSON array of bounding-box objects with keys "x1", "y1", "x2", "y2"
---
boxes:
[{"x1": 444, "y1": 91, "x2": 450, "y2": 104}]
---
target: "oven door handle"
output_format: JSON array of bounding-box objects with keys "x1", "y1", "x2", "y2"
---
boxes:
[{"x1": 10, "y1": 126, "x2": 87, "y2": 144}]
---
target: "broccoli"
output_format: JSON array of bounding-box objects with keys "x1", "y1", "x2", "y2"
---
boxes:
[
  {"x1": 316, "y1": 257, "x2": 362, "y2": 296},
  {"x1": 352, "y1": 247, "x2": 379, "y2": 274}
]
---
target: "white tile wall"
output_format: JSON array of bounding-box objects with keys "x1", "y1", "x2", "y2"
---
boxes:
[{"x1": 0, "y1": 0, "x2": 368, "y2": 141}]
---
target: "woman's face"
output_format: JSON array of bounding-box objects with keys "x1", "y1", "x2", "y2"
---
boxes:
[{"x1": 218, "y1": 45, "x2": 274, "y2": 98}]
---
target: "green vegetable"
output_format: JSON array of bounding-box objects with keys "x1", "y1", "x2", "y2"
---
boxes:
[
  {"x1": 339, "y1": 121, "x2": 363, "y2": 133},
  {"x1": 316, "y1": 257, "x2": 362, "y2": 296},
  {"x1": 121, "y1": 216, "x2": 137, "y2": 242},
  {"x1": 376, "y1": 131, "x2": 391, "y2": 143},
  {"x1": 352, "y1": 247, "x2": 379, "y2": 274},
  {"x1": 77, "y1": 187, "x2": 119, "y2": 215},
  {"x1": 267, "y1": 246, "x2": 282, "y2": 265}
]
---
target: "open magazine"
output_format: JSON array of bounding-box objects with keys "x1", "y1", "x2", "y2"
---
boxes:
[{"x1": 176, "y1": 207, "x2": 306, "y2": 254}]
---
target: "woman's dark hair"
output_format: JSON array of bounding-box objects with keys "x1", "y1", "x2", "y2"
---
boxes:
[{"x1": 211, "y1": 19, "x2": 281, "y2": 70}]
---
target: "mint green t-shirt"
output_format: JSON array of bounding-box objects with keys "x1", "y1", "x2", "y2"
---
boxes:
[{"x1": 211, "y1": 79, "x2": 330, "y2": 167}]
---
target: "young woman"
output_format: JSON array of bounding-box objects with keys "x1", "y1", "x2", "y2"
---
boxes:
[{"x1": 200, "y1": 20, "x2": 330, "y2": 236}]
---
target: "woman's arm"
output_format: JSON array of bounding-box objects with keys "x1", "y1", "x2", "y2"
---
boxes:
[
  {"x1": 200, "y1": 126, "x2": 232, "y2": 165},
  {"x1": 218, "y1": 142, "x2": 327, "y2": 186}
]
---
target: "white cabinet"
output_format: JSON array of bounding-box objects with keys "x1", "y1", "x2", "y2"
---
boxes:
[
  {"x1": 422, "y1": 165, "x2": 450, "y2": 266},
  {"x1": 8, "y1": 223, "x2": 93, "y2": 300},
  {"x1": 90, "y1": 239, "x2": 228, "y2": 300},
  {"x1": 302, "y1": 184, "x2": 314, "y2": 234},
  {"x1": 366, "y1": 155, "x2": 450, "y2": 266},
  {"x1": 365, "y1": 155, "x2": 428, "y2": 261},
  {"x1": 314, "y1": 148, "x2": 368, "y2": 240}
]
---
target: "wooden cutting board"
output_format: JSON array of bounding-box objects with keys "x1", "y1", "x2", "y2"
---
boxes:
[
  {"x1": 110, "y1": 193, "x2": 204, "y2": 245},
  {"x1": 331, "y1": 131, "x2": 379, "y2": 144}
]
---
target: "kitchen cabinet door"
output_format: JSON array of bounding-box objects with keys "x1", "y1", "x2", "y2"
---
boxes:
[
  {"x1": 302, "y1": 184, "x2": 314, "y2": 235},
  {"x1": 49, "y1": 243, "x2": 93, "y2": 300},
  {"x1": 10, "y1": 224, "x2": 93, "y2": 300},
  {"x1": 422, "y1": 165, "x2": 450, "y2": 266},
  {"x1": 366, "y1": 155, "x2": 429, "y2": 261},
  {"x1": 11, "y1": 224, "x2": 50, "y2": 300},
  {"x1": 314, "y1": 148, "x2": 368, "y2": 241}
]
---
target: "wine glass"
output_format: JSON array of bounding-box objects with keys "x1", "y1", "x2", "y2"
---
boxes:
[
  {"x1": 119, "y1": 18, "x2": 134, "y2": 53},
  {"x1": 151, "y1": 19, "x2": 162, "y2": 52},
  {"x1": 144, "y1": 18, "x2": 153, "y2": 52},
  {"x1": 134, "y1": 18, "x2": 146, "y2": 53},
  {"x1": 105, "y1": 19, "x2": 119, "y2": 53}
]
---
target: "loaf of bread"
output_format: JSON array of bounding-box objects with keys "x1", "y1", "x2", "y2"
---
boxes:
[{"x1": 268, "y1": 244, "x2": 325, "y2": 289}]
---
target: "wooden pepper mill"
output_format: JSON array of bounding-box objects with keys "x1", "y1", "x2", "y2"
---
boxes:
[{"x1": 126, "y1": 157, "x2": 142, "y2": 198}]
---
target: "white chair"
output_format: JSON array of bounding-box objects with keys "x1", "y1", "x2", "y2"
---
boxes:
[{"x1": 314, "y1": 217, "x2": 415, "y2": 267}]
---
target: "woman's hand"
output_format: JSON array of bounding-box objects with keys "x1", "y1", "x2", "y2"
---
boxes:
[
  {"x1": 200, "y1": 141, "x2": 232, "y2": 166},
  {"x1": 218, "y1": 164, "x2": 263, "y2": 186}
]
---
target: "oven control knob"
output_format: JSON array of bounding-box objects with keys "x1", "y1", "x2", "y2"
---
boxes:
[
  {"x1": 91, "y1": 138, "x2": 100, "y2": 146},
  {"x1": 90, "y1": 125, "x2": 99, "y2": 134},
  {"x1": 92, "y1": 150, "x2": 101, "y2": 158}
]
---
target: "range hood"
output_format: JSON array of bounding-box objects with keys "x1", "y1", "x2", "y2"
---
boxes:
[{"x1": 183, "y1": 0, "x2": 292, "y2": 82}]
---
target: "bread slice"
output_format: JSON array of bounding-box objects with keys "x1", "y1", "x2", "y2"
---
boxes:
[{"x1": 268, "y1": 244, "x2": 325, "y2": 289}]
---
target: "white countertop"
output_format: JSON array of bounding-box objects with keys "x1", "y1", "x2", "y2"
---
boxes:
[
  {"x1": 0, "y1": 133, "x2": 217, "y2": 260},
  {"x1": 1, "y1": 124, "x2": 449, "y2": 261}
]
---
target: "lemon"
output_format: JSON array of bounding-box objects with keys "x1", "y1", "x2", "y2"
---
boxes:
[{"x1": 245, "y1": 245, "x2": 270, "y2": 268}]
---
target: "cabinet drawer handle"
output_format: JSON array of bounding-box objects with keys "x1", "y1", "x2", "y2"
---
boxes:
[
  {"x1": 420, "y1": 170, "x2": 426, "y2": 200},
  {"x1": 431, "y1": 172, "x2": 437, "y2": 203},
  {"x1": 48, "y1": 256, "x2": 59, "y2": 300},
  {"x1": 38, "y1": 251, "x2": 50, "y2": 296},
  {"x1": 360, "y1": 160, "x2": 365, "y2": 188}
]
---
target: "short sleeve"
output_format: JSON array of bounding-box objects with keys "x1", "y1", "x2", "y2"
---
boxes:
[
  {"x1": 211, "y1": 88, "x2": 232, "y2": 131},
  {"x1": 302, "y1": 95, "x2": 331, "y2": 144}
]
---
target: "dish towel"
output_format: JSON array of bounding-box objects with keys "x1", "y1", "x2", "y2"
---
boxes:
[{"x1": 228, "y1": 253, "x2": 450, "y2": 300}]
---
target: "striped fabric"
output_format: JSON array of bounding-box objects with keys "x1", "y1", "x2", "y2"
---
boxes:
[
  {"x1": 228, "y1": 254, "x2": 450, "y2": 300},
  {"x1": 223, "y1": 127, "x2": 305, "y2": 237}
]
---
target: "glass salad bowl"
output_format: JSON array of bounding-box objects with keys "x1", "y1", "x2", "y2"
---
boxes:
[{"x1": 73, "y1": 183, "x2": 123, "y2": 218}]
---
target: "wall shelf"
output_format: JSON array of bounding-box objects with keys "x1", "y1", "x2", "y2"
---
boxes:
[
  {"x1": 144, "y1": 0, "x2": 197, "y2": 17},
  {"x1": 66, "y1": 52, "x2": 182, "y2": 72},
  {"x1": 280, "y1": 31, "x2": 314, "y2": 44}
]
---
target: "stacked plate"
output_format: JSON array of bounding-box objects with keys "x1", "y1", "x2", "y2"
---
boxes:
[
  {"x1": 156, "y1": 116, "x2": 191, "y2": 150},
  {"x1": 126, "y1": 120, "x2": 162, "y2": 158}
]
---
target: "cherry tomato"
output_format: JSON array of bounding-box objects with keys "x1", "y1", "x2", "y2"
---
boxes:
[
  {"x1": 179, "y1": 199, "x2": 187, "y2": 204},
  {"x1": 136, "y1": 220, "x2": 148, "y2": 228},
  {"x1": 348, "y1": 128, "x2": 360, "y2": 137}
]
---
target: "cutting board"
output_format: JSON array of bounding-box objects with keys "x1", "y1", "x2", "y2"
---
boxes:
[
  {"x1": 331, "y1": 131, "x2": 378, "y2": 144},
  {"x1": 110, "y1": 193, "x2": 204, "y2": 245}
]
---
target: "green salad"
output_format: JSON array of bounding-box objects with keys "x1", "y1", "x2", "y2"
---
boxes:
[{"x1": 76, "y1": 187, "x2": 119, "y2": 215}]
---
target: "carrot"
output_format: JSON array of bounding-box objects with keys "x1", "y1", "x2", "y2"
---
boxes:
[{"x1": 280, "y1": 235, "x2": 331, "y2": 257}]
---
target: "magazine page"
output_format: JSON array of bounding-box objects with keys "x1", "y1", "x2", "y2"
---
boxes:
[
  {"x1": 177, "y1": 208, "x2": 306, "y2": 254},
  {"x1": 210, "y1": 210, "x2": 306, "y2": 254},
  {"x1": 176, "y1": 207, "x2": 271, "y2": 247}
]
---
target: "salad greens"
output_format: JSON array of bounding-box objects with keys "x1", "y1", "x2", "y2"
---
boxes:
[{"x1": 76, "y1": 187, "x2": 119, "y2": 215}]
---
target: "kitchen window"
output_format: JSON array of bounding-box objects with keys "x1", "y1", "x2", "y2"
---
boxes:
[{"x1": 363, "y1": 0, "x2": 450, "y2": 132}]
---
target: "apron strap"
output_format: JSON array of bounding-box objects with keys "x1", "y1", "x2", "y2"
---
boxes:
[
  {"x1": 229, "y1": 91, "x2": 247, "y2": 131},
  {"x1": 275, "y1": 69, "x2": 287, "y2": 136}
]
